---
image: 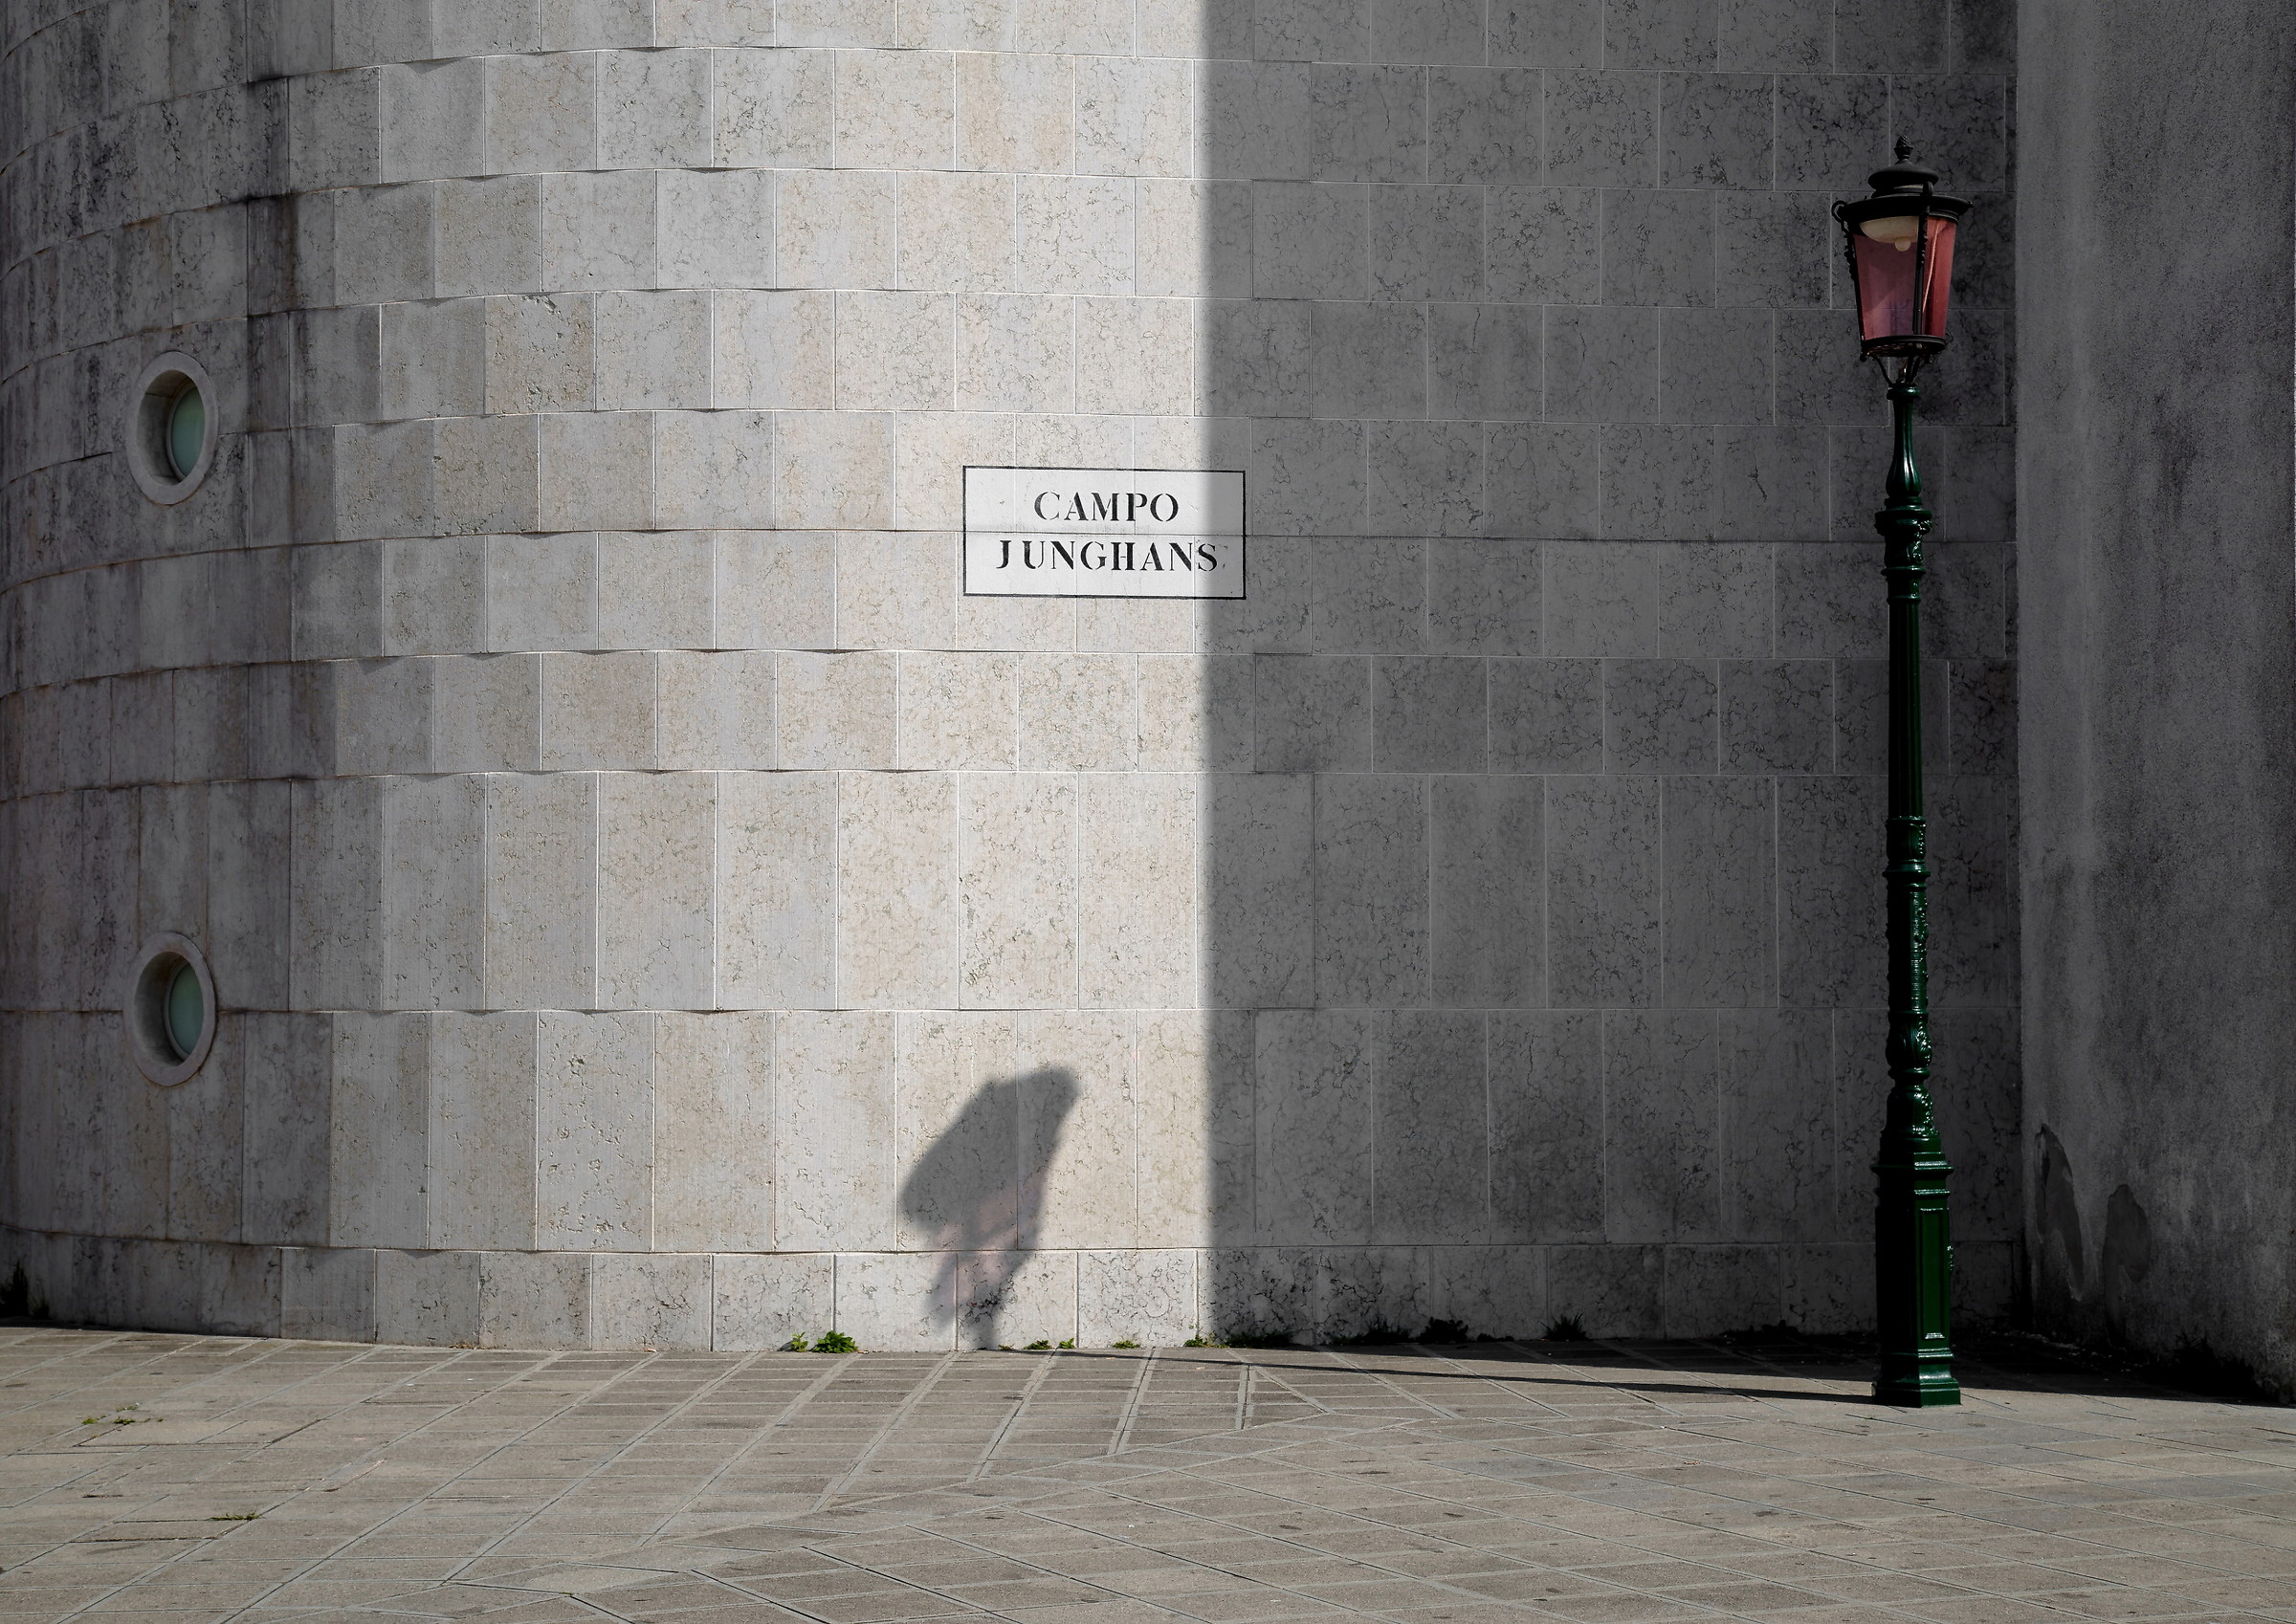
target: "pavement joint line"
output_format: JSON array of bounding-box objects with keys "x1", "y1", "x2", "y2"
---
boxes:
[
  {"x1": 961, "y1": 1343, "x2": 1071, "y2": 1483},
  {"x1": 186, "y1": 1346, "x2": 712, "y2": 1621},
  {"x1": 8, "y1": 1336, "x2": 501, "y2": 1608}
]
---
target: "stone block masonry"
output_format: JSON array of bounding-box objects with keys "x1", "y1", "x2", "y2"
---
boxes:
[{"x1": 0, "y1": 0, "x2": 2017, "y2": 1349}]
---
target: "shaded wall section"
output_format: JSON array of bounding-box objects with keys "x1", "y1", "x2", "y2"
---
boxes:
[
  {"x1": 2017, "y1": 0, "x2": 2296, "y2": 1384},
  {"x1": 1194, "y1": 0, "x2": 2021, "y2": 1342}
]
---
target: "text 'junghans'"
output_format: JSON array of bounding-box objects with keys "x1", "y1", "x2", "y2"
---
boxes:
[{"x1": 962, "y1": 467, "x2": 1247, "y2": 600}]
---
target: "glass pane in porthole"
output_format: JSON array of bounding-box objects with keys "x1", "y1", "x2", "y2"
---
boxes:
[
  {"x1": 165, "y1": 385, "x2": 205, "y2": 479},
  {"x1": 164, "y1": 960, "x2": 204, "y2": 1061}
]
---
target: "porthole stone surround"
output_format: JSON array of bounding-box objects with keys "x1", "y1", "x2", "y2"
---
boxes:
[
  {"x1": 124, "y1": 352, "x2": 217, "y2": 505},
  {"x1": 123, "y1": 933, "x2": 218, "y2": 1087}
]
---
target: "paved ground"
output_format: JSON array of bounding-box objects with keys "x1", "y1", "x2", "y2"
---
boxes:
[{"x1": 5, "y1": 1328, "x2": 2296, "y2": 1624}]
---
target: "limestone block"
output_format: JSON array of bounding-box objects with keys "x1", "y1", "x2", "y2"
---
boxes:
[
  {"x1": 896, "y1": 171, "x2": 1015, "y2": 293},
  {"x1": 831, "y1": 50, "x2": 953, "y2": 169},
  {"x1": 1016, "y1": 175, "x2": 1135, "y2": 296},
  {"x1": 381, "y1": 59, "x2": 486, "y2": 183},
  {"x1": 437, "y1": 175, "x2": 545, "y2": 298},
  {"x1": 894, "y1": 1011, "x2": 1017, "y2": 1260},
  {"x1": 1664, "y1": 1244, "x2": 1783, "y2": 1336},
  {"x1": 243, "y1": 1012, "x2": 332, "y2": 1246},
  {"x1": 597, "y1": 771, "x2": 715, "y2": 1009},
  {"x1": 715, "y1": 291, "x2": 833, "y2": 410},
  {"x1": 330, "y1": 1013, "x2": 430, "y2": 1249},
  {"x1": 1374, "y1": 1013, "x2": 1486, "y2": 1244},
  {"x1": 714, "y1": 47, "x2": 831, "y2": 167},
  {"x1": 1078, "y1": 774, "x2": 1197, "y2": 1011},
  {"x1": 435, "y1": 413, "x2": 542, "y2": 535},
  {"x1": 541, "y1": 412, "x2": 652, "y2": 531},
  {"x1": 541, "y1": 651, "x2": 654, "y2": 771},
  {"x1": 138, "y1": 783, "x2": 208, "y2": 946},
  {"x1": 1255, "y1": 1010, "x2": 1374, "y2": 1247},
  {"x1": 1202, "y1": 772, "x2": 1314, "y2": 1009},
  {"x1": 957, "y1": 51, "x2": 1073, "y2": 173},
  {"x1": 1079, "y1": 1248, "x2": 1196, "y2": 1346},
  {"x1": 379, "y1": 773, "x2": 484, "y2": 1010},
  {"x1": 488, "y1": 51, "x2": 599, "y2": 175},
  {"x1": 291, "y1": 778, "x2": 384, "y2": 1010},
  {"x1": 287, "y1": 67, "x2": 381, "y2": 192},
  {"x1": 777, "y1": 168, "x2": 897, "y2": 289},
  {"x1": 835, "y1": 1250, "x2": 954, "y2": 1351},
  {"x1": 960, "y1": 1247, "x2": 1075, "y2": 1349},
  {"x1": 1016, "y1": 1012, "x2": 1134, "y2": 1248},
  {"x1": 657, "y1": 651, "x2": 773, "y2": 770},
  {"x1": 895, "y1": 413, "x2": 1019, "y2": 532},
  {"x1": 718, "y1": 530, "x2": 836, "y2": 648},
  {"x1": 1419, "y1": 1243, "x2": 1543, "y2": 1339},
  {"x1": 1603, "y1": 1009, "x2": 1722, "y2": 1242},
  {"x1": 716, "y1": 771, "x2": 834, "y2": 1010},
  {"x1": 381, "y1": 538, "x2": 487, "y2": 656},
  {"x1": 1719, "y1": 1009, "x2": 1835, "y2": 1241},
  {"x1": 1780, "y1": 1241, "x2": 1870, "y2": 1333},
  {"x1": 542, "y1": 169, "x2": 658, "y2": 292},
  {"x1": 1547, "y1": 774, "x2": 1660, "y2": 1007},
  {"x1": 1137, "y1": 1011, "x2": 1251, "y2": 1248},
  {"x1": 658, "y1": 169, "x2": 774, "y2": 289},
  {"x1": 1776, "y1": 774, "x2": 1885, "y2": 1007},
  {"x1": 331, "y1": 419, "x2": 432, "y2": 541},
  {"x1": 483, "y1": 771, "x2": 598, "y2": 1012},
  {"x1": 595, "y1": 291, "x2": 709, "y2": 411},
  {"x1": 166, "y1": 1015, "x2": 244, "y2": 1242},
  {"x1": 1018, "y1": 655, "x2": 1132, "y2": 773},
  {"x1": 1658, "y1": 775, "x2": 1775, "y2": 1007},
  {"x1": 959, "y1": 773, "x2": 1077, "y2": 1009},
  {"x1": 954, "y1": 295, "x2": 1071, "y2": 415},
  {"x1": 281, "y1": 1244, "x2": 376, "y2": 1340},
  {"x1": 1137, "y1": 655, "x2": 1250, "y2": 772},
  {"x1": 482, "y1": 1249, "x2": 593, "y2": 1346},
  {"x1": 895, "y1": 652, "x2": 1017, "y2": 771},
  {"x1": 537, "y1": 1012, "x2": 653, "y2": 1249},
  {"x1": 486, "y1": 293, "x2": 594, "y2": 414},
  {"x1": 713, "y1": 1251, "x2": 834, "y2": 1350},
  {"x1": 1314, "y1": 774, "x2": 1427, "y2": 1006},
  {"x1": 1077, "y1": 56, "x2": 1189, "y2": 177},
  {"x1": 776, "y1": 1011, "x2": 897, "y2": 1250},
  {"x1": 837, "y1": 771, "x2": 957, "y2": 1008},
  {"x1": 655, "y1": 410, "x2": 776, "y2": 528},
  {"x1": 1546, "y1": 1241, "x2": 1664, "y2": 1335},
  {"x1": 429, "y1": 1013, "x2": 539, "y2": 1250},
  {"x1": 593, "y1": 1251, "x2": 714, "y2": 1348},
  {"x1": 601, "y1": 48, "x2": 711, "y2": 169},
  {"x1": 376, "y1": 1248, "x2": 480, "y2": 1345},
  {"x1": 779, "y1": 651, "x2": 894, "y2": 770},
  {"x1": 652, "y1": 1011, "x2": 775, "y2": 1251},
  {"x1": 1314, "y1": 1246, "x2": 1422, "y2": 1341}
]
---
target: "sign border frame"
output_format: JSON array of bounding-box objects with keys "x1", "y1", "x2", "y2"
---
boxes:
[{"x1": 960, "y1": 463, "x2": 1248, "y2": 602}]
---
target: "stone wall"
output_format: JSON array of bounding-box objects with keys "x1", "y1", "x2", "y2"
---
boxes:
[
  {"x1": 0, "y1": 0, "x2": 2019, "y2": 1349},
  {"x1": 2018, "y1": 1, "x2": 2296, "y2": 1387}
]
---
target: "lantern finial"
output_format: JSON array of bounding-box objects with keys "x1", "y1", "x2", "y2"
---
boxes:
[{"x1": 1894, "y1": 137, "x2": 1912, "y2": 164}]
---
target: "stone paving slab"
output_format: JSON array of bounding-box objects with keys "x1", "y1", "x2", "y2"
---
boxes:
[{"x1": 3, "y1": 1329, "x2": 2296, "y2": 1624}]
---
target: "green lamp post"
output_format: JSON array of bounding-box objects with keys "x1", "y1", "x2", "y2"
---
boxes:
[{"x1": 1833, "y1": 143, "x2": 1971, "y2": 1408}]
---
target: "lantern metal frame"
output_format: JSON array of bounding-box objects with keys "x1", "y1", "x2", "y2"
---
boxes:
[
  {"x1": 1833, "y1": 140, "x2": 1971, "y2": 379},
  {"x1": 1833, "y1": 143, "x2": 1972, "y2": 1409}
]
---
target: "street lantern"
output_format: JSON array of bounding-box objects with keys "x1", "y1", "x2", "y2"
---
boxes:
[{"x1": 1834, "y1": 143, "x2": 1972, "y2": 1410}]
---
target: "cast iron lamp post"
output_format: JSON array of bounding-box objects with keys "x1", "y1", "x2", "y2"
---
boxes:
[{"x1": 1834, "y1": 143, "x2": 1971, "y2": 1408}]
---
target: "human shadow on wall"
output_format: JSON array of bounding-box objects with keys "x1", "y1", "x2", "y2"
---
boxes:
[{"x1": 900, "y1": 1067, "x2": 1078, "y2": 1349}]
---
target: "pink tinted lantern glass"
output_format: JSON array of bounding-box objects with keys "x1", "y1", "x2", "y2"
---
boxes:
[{"x1": 1852, "y1": 217, "x2": 1957, "y2": 346}]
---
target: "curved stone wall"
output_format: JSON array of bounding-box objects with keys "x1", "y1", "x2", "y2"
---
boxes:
[{"x1": 0, "y1": 0, "x2": 2020, "y2": 1349}]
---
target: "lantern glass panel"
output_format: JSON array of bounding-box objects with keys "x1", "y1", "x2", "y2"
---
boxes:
[{"x1": 1853, "y1": 216, "x2": 1956, "y2": 346}]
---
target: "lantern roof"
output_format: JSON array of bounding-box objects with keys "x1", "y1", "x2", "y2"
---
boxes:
[{"x1": 1838, "y1": 140, "x2": 1971, "y2": 230}]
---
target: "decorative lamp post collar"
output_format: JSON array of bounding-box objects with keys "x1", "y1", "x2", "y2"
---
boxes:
[{"x1": 1834, "y1": 140, "x2": 1971, "y2": 378}]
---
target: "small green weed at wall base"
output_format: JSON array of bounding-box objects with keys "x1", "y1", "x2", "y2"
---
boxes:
[
  {"x1": 813, "y1": 1330, "x2": 858, "y2": 1352},
  {"x1": 1542, "y1": 1314, "x2": 1589, "y2": 1342}
]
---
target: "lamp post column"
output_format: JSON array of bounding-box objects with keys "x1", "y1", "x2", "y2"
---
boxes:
[{"x1": 1871, "y1": 374, "x2": 1959, "y2": 1407}]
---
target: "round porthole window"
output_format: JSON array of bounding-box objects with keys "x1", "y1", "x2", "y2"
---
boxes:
[
  {"x1": 126, "y1": 352, "x2": 218, "y2": 503},
  {"x1": 125, "y1": 934, "x2": 218, "y2": 1086}
]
